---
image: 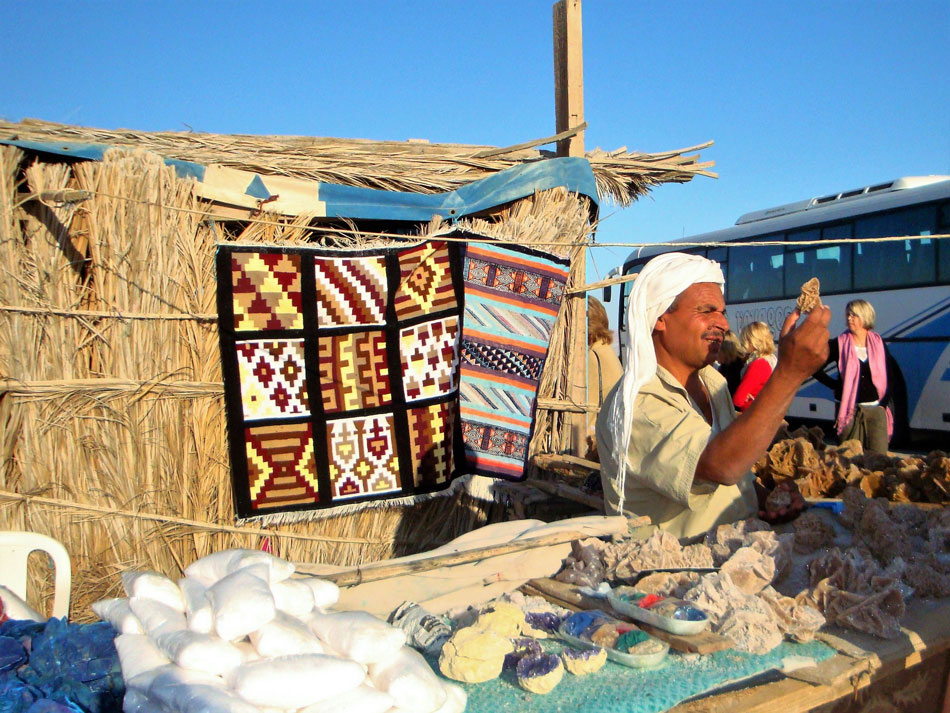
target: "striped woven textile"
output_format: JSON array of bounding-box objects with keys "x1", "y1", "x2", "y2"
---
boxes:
[{"x1": 459, "y1": 243, "x2": 570, "y2": 478}]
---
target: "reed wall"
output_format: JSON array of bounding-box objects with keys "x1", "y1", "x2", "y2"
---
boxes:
[{"x1": 0, "y1": 145, "x2": 590, "y2": 619}]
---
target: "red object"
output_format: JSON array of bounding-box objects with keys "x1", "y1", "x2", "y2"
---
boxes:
[
  {"x1": 637, "y1": 594, "x2": 665, "y2": 609},
  {"x1": 734, "y1": 357, "x2": 774, "y2": 411},
  {"x1": 0, "y1": 598, "x2": 7, "y2": 624}
]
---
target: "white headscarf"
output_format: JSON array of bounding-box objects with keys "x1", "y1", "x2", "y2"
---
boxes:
[{"x1": 606, "y1": 252, "x2": 724, "y2": 513}]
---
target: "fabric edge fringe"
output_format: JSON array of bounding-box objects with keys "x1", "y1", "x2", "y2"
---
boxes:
[{"x1": 234, "y1": 473, "x2": 503, "y2": 526}]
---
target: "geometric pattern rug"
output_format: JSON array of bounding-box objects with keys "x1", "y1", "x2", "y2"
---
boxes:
[{"x1": 216, "y1": 232, "x2": 569, "y2": 521}]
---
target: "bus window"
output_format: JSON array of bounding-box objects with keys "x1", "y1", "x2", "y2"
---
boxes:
[
  {"x1": 785, "y1": 228, "x2": 819, "y2": 297},
  {"x1": 817, "y1": 223, "x2": 853, "y2": 293},
  {"x1": 939, "y1": 202, "x2": 950, "y2": 282},
  {"x1": 727, "y1": 236, "x2": 784, "y2": 302},
  {"x1": 706, "y1": 246, "x2": 727, "y2": 276},
  {"x1": 854, "y1": 205, "x2": 937, "y2": 289}
]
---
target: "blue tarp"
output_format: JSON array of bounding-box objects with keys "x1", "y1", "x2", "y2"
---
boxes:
[{"x1": 0, "y1": 138, "x2": 599, "y2": 222}]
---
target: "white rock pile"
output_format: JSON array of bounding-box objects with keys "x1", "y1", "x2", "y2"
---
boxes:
[{"x1": 92, "y1": 549, "x2": 466, "y2": 713}]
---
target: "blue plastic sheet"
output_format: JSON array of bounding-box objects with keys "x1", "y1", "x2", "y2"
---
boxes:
[
  {"x1": 0, "y1": 636, "x2": 27, "y2": 671},
  {"x1": 0, "y1": 138, "x2": 599, "y2": 222},
  {"x1": 0, "y1": 619, "x2": 122, "y2": 713}
]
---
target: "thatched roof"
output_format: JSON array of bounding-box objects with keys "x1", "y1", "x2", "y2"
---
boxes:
[{"x1": 0, "y1": 118, "x2": 715, "y2": 207}]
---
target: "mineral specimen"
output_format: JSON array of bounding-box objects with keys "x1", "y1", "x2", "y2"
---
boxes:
[
  {"x1": 796, "y1": 277, "x2": 821, "y2": 313},
  {"x1": 502, "y1": 637, "x2": 543, "y2": 670},
  {"x1": 561, "y1": 646, "x2": 607, "y2": 675},
  {"x1": 516, "y1": 654, "x2": 564, "y2": 694},
  {"x1": 475, "y1": 603, "x2": 525, "y2": 638},
  {"x1": 438, "y1": 627, "x2": 513, "y2": 683},
  {"x1": 758, "y1": 586, "x2": 825, "y2": 643},
  {"x1": 633, "y1": 571, "x2": 701, "y2": 599},
  {"x1": 555, "y1": 538, "x2": 607, "y2": 588},
  {"x1": 792, "y1": 511, "x2": 835, "y2": 554},
  {"x1": 720, "y1": 546, "x2": 776, "y2": 594}
]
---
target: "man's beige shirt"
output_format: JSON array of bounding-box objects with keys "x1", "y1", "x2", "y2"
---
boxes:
[{"x1": 596, "y1": 364, "x2": 758, "y2": 540}]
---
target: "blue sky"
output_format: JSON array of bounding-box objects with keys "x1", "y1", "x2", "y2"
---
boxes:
[{"x1": 2, "y1": 1, "x2": 948, "y2": 284}]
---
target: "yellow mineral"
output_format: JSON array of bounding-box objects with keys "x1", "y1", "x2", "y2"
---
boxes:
[
  {"x1": 438, "y1": 626, "x2": 514, "y2": 683},
  {"x1": 474, "y1": 602, "x2": 526, "y2": 637}
]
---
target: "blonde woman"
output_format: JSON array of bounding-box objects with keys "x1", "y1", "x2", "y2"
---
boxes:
[
  {"x1": 733, "y1": 322, "x2": 777, "y2": 411},
  {"x1": 811, "y1": 299, "x2": 896, "y2": 452}
]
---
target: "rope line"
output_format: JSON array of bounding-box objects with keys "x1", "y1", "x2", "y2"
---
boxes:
[
  {"x1": 63, "y1": 188, "x2": 950, "y2": 247},
  {"x1": 0, "y1": 490, "x2": 385, "y2": 545},
  {"x1": 3, "y1": 229, "x2": 948, "y2": 318},
  {"x1": 29, "y1": 186, "x2": 949, "y2": 248}
]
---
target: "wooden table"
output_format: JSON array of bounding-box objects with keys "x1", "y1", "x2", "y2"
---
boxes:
[{"x1": 671, "y1": 598, "x2": 950, "y2": 713}]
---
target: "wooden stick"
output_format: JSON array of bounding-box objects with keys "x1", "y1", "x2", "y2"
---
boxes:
[
  {"x1": 531, "y1": 453, "x2": 601, "y2": 472},
  {"x1": 553, "y1": 0, "x2": 585, "y2": 158},
  {"x1": 298, "y1": 529, "x2": 588, "y2": 583},
  {"x1": 634, "y1": 621, "x2": 733, "y2": 655},
  {"x1": 470, "y1": 122, "x2": 588, "y2": 158},
  {"x1": 566, "y1": 271, "x2": 638, "y2": 295},
  {"x1": 520, "y1": 582, "x2": 582, "y2": 612},
  {"x1": 0, "y1": 304, "x2": 218, "y2": 321},
  {"x1": 535, "y1": 397, "x2": 598, "y2": 414},
  {"x1": 523, "y1": 478, "x2": 604, "y2": 510},
  {"x1": 16, "y1": 189, "x2": 93, "y2": 206},
  {"x1": 526, "y1": 577, "x2": 605, "y2": 609},
  {"x1": 0, "y1": 378, "x2": 223, "y2": 398}
]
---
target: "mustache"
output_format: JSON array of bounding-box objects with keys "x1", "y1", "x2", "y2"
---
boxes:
[{"x1": 703, "y1": 329, "x2": 725, "y2": 340}]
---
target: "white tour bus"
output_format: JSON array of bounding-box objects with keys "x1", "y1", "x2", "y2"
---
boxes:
[{"x1": 604, "y1": 175, "x2": 950, "y2": 443}]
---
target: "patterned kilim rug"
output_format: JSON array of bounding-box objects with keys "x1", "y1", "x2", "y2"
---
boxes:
[
  {"x1": 459, "y1": 242, "x2": 570, "y2": 478},
  {"x1": 216, "y1": 232, "x2": 570, "y2": 521}
]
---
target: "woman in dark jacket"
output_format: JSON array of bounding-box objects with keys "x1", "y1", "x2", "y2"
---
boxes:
[
  {"x1": 811, "y1": 299, "x2": 900, "y2": 453},
  {"x1": 716, "y1": 330, "x2": 745, "y2": 400}
]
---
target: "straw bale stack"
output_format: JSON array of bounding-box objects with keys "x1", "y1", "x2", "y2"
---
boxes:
[{"x1": 0, "y1": 120, "x2": 712, "y2": 619}]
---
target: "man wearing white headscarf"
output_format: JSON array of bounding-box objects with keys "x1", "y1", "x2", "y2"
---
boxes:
[{"x1": 596, "y1": 252, "x2": 830, "y2": 540}]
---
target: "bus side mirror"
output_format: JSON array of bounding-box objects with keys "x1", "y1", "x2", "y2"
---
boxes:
[{"x1": 602, "y1": 268, "x2": 620, "y2": 302}]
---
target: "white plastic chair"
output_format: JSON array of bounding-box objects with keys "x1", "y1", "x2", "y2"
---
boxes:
[{"x1": 0, "y1": 531, "x2": 71, "y2": 619}]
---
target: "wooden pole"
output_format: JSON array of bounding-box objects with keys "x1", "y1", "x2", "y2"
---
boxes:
[
  {"x1": 553, "y1": 0, "x2": 585, "y2": 158},
  {"x1": 554, "y1": 0, "x2": 588, "y2": 455},
  {"x1": 297, "y1": 529, "x2": 588, "y2": 584}
]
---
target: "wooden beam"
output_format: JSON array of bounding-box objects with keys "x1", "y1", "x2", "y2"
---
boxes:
[
  {"x1": 471, "y1": 122, "x2": 587, "y2": 158},
  {"x1": 531, "y1": 453, "x2": 601, "y2": 473},
  {"x1": 523, "y1": 478, "x2": 604, "y2": 510},
  {"x1": 553, "y1": 0, "x2": 585, "y2": 157},
  {"x1": 16, "y1": 189, "x2": 93, "y2": 205},
  {"x1": 671, "y1": 597, "x2": 950, "y2": 712},
  {"x1": 566, "y1": 270, "x2": 640, "y2": 295},
  {"x1": 297, "y1": 529, "x2": 587, "y2": 583},
  {"x1": 553, "y1": 1, "x2": 588, "y2": 455},
  {"x1": 570, "y1": 241, "x2": 589, "y2": 455}
]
